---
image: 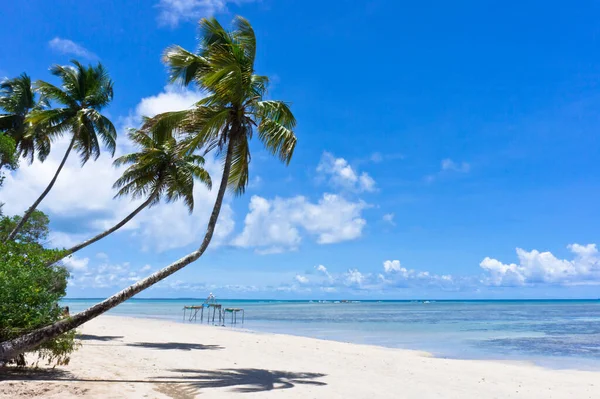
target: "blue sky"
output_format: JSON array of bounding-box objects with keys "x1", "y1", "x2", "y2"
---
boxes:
[{"x1": 2, "y1": 0, "x2": 600, "y2": 299}]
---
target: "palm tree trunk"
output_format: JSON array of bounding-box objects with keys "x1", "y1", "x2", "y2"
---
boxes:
[
  {"x1": 46, "y1": 192, "x2": 159, "y2": 266},
  {"x1": 0, "y1": 139, "x2": 235, "y2": 362},
  {"x1": 4, "y1": 135, "x2": 77, "y2": 242}
]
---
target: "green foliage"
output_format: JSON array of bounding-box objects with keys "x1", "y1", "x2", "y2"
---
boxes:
[
  {"x1": 113, "y1": 128, "x2": 212, "y2": 212},
  {"x1": 0, "y1": 210, "x2": 50, "y2": 244},
  {"x1": 29, "y1": 61, "x2": 117, "y2": 165},
  {"x1": 0, "y1": 133, "x2": 18, "y2": 186},
  {"x1": 0, "y1": 241, "x2": 76, "y2": 366},
  {"x1": 153, "y1": 16, "x2": 297, "y2": 196},
  {"x1": 0, "y1": 73, "x2": 49, "y2": 164}
]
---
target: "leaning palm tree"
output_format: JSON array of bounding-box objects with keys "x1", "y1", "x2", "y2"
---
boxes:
[
  {"x1": 4, "y1": 61, "x2": 116, "y2": 242},
  {"x1": 0, "y1": 16, "x2": 296, "y2": 361},
  {"x1": 0, "y1": 73, "x2": 50, "y2": 165},
  {"x1": 48, "y1": 127, "x2": 211, "y2": 264}
]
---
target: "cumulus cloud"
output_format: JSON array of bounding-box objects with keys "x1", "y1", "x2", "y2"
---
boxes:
[
  {"x1": 232, "y1": 194, "x2": 368, "y2": 253},
  {"x1": 1, "y1": 87, "x2": 233, "y2": 253},
  {"x1": 67, "y1": 253, "x2": 143, "y2": 289},
  {"x1": 344, "y1": 269, "x2": 365, "y2": 286},
  {"x1": 317, "y1": 152, "x2": 376, "y2": 193},
  {"x1": 156, "y1": 0, "x2": 257, "y2": 27},
  {"x1": 48, "y1": 37, "x2": 97, "y2": 59},
  {"x1": 480, "y1": 244, "x2": 600, "y2": 286},
  {"x1": 295, "y1": 274, "x2": 309, "y2": 284},
  {"x1": 62, "y1": 255, "x2": 89, "y2": 272},
  {"x1": 383, "y1": 260, "x2": 402, "y2": 273}
]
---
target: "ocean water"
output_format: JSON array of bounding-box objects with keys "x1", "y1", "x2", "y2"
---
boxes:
[{"x1": 62, "y1": 298, "x2": 600, "y2": 370}]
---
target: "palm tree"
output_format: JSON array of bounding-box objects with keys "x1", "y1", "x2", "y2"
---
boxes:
[
  {"x1": 49, "y1": 127, "x2": 211, "y2": 264},
  {"x1": 0, "y1": 73, "x2": 50, "y2": 165},
  {"x1": 4, "y1": 61, "x2": 116, "y2": 242},
  {"x1": 0, "y1": 16, "x2": 297, "y2": 362}
]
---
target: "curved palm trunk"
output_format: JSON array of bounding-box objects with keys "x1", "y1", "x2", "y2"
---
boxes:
[
  {"x1": 46, "y1": 192, "x2": 158, "y2": 266},
  {"x1": 4, "y1": 135, "x2": 77, "y2": 242},
  {"x1": 0, "y1": 140, "x2": 234, "y2": 362}
]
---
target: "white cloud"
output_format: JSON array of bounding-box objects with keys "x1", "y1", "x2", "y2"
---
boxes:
[
  {"x1": 441, "y1": 158, "x2": 470, "y2": 173},
  {"x1": 232, "y1": 194, "x2": 368, "y2": 253},
  {"x1": 62, "y1": 255, "x2": 89, "y2": 272},
  {"x1": 48, "y1": 38, "x2": 97, "y2": 59},
  {"x1": 121, "y1": 85, "x2": 205, "y2": 149},
  {"x1": 426, "y1": 158, "x2": 471, "y2": 183},
  {"x1": 369, "y1": 152, "x2": 404, "y2": 163},
  {"x1": 140, "y1": 264, "x2": 152, "y2": 272},
  {"x1": 383, "y1": 260, "x2": 402, "y2": 273},
  {"x1": 480, "y1": 244, "x2": 600, "y2": 286},
  {"x1": 315, "y1": 264, "x2": 332, "y2": 281},
  {"x1": 1, "y1": 87, "x2": 233, "y2": 253},
  {"x1": 67, "y1": 254, "x2": 142, "y2": 289},
  {"x1": 295, "y1": 274, "x2": 309, "y2": 284},
  {"x1": 344, "y1": 269, "x2": 365, "y2": 286},
  {"x1": 382, "y1": 213, "x2": 395, "y2": 226},
  {"x1": 317, "y1": 152, "x2": 376, "y2": 193},
  {"x1": 135, "y1": 85, "x2": 205, "y2": 119},
  {"x1": 156, "y1": 0, "x2": 257, "y2": 27}
]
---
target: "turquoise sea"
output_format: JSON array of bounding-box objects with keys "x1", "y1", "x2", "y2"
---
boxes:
[{"x1": 62, "y1": 298, "x2": 600, "y2": 370}]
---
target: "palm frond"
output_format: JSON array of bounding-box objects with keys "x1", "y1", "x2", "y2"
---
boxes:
[
  {"x1": 141, "y1": 110, "x2": 190, "y2": 142},
  {"x1": 257, "y1": 118, "x2": 297, "y2": 164},
  {"x1": 227, "y1": 136, "x2": 251, "y2": 196},
  {"x1": 162, "y1": 45, "x2": 210, "y2": 86}
]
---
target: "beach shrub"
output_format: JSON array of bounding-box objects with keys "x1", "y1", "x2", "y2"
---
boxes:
[
  {"x1": 0, "y1": 133, "x2": 18, "y2": 186},
  {"x1": 0, "y1": 235, "x2": 76, "y2": 366},
  {"x1": 0, "y1": 210, "x2": 50, "y2": 245}
]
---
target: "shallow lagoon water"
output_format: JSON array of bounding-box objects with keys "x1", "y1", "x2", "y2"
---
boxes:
[{"x1": 62, "y1": 299, "x2": 600, "y2": 370}]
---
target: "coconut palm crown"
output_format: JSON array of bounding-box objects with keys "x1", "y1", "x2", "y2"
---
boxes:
[
  {"x1": 147, "y1": 16, "x2": 297, "y2": 196},
  {"x1": 5, "y1": 61, "x2": 116, "y2": 242},
  {"x1": 29, "y1": 60, "x2": 117, "y2": 164},
  {"x1": 113, "y1": 126, "x2": 211, "y2": 212},
  {"x1": 0, "y1": 73, "x2": 50, "y2": 163}
]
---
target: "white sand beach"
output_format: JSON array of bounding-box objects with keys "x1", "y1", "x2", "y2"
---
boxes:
[{"x1": 1, "y1": 315, "x2": 599, "y2": 399}]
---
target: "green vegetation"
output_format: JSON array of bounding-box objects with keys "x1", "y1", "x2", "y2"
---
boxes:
[
  {"x1": 0, "y1": 210, "x2": 49, "y2": 245},
  {"x1": 0, "y1": 133, "x2": 18, "y2": 186},
  {"x1": 0, "y1": 16, "x2": 297, "y2": 363},
  {"x1": 0, "y1": 211, "x2": 75, "y2": 366}
]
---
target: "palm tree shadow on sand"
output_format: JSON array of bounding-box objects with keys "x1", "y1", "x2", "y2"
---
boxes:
[
  {"x1": 156, "y1": 368, "x2": 327, "y2": 395},
  {"x1": 127, "y1": 342, "x2": 223, "y2": 351},
  {"x1": 1, "y1": 367, "x2": 327, "y2": 395},
  {"x1": 76, "y1": 334, "x2": 124, "y2": 341}
]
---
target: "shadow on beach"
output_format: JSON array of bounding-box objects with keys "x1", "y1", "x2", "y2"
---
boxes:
[
  {"x1": 76, "y1": 334, "x2": 124, "y2": 341},
  {"x1": 158, "y1": 368, "x2": 327, "y2": 393},
  {"x1": 126, "y1": 342, "x2": 224, "y2": 351},
  {"x1": 1, "y1": 367, "x2": 327, "y2": 395}
]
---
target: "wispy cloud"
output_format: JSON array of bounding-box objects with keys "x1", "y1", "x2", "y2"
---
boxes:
[
  {"x1": 48, "y1": 37, "x2": 97, "y2": 60},
  {"x1": 382, "y1": 213, "x2": 395, "y2": 226},
  {"x1": 441, "y1": 158, "x2": 470, "y2": 173},
  {"x1": 156, "y1": 0, "x2": 257, "y2": 28},
  {"x1": 425, "y1": 158, "x2": 471, "y2": 183}
]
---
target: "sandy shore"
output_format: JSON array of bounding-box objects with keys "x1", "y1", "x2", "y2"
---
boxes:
[{"x1": 1, "y1": 316, "x2": 599, "y2": 398}]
